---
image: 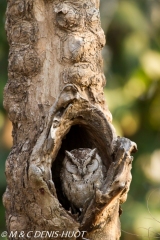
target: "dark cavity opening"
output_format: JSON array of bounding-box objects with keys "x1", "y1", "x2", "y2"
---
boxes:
[{"x1": 51, "y1": 124, "x2": 94, "y2": 213}]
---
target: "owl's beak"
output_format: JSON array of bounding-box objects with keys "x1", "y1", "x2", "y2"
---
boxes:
[
  {"x1": 81, "y1": 172, "x2": 85, "y2": 177},
  {"x1": 81, "y1": 168, "x2": 86, "y2": 177}
]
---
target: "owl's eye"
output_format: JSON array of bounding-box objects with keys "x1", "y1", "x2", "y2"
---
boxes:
[
  {"x1": 66, "y1": 161, "x2": 78, "y2": 174},
  {"x1": 87, "y1": 159, "x2": 99, "y2": 173}
]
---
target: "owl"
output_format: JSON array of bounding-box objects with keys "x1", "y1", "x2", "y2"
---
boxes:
[{"x1": 60, "y1": 148, "x2": 104, "y2": 211}]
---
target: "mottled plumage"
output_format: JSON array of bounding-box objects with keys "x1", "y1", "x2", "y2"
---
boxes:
[{"x1": 60, "y1": 148, "x2": 104, "y2": 210}]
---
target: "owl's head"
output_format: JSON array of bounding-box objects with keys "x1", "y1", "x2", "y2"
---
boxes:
[{"x1": 64, "y1": 148, "x2": 101, "y2": 179}]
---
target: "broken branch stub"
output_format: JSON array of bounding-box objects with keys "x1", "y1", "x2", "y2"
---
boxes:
[{"x1": 3, "y1": 0, "x2": 137, "y2": 239}]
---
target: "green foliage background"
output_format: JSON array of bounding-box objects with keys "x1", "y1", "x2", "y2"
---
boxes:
[{"x1": 0, "y1": 0, "x2": 160, "y2": 239}]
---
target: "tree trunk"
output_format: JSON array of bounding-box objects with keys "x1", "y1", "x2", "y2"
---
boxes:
[{"x1": 3, "y1": 0, "x2": 137, "y2": 239}]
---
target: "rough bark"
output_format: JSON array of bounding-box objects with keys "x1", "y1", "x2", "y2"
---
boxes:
[{"x1": 3, "y1": 0, "x2": 137, "y2": 239}]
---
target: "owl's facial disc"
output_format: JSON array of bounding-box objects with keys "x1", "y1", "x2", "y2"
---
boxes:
[
  {"x1": 87, "y1": 159, "x2": 99, "y2": 173},
  {"x1": 66, "y1": 161, "x2": 78, "y2": 174}
]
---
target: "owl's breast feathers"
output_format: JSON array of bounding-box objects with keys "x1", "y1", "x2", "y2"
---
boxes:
[{"x1": 62, "y1": 169, "x2": 103, "y2": 209}]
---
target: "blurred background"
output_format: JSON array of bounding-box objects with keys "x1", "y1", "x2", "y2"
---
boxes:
[{"x1": 0, "y1": 0, "x2": 160, "y2": 239}]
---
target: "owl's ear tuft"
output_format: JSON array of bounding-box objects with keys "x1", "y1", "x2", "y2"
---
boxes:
[
  {"x1": 90, "y1": 148, "x2": 97, "y2": 158},
  {"x1": 65, "y1": 151, "x2": 74, "y2": 161}
]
